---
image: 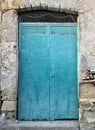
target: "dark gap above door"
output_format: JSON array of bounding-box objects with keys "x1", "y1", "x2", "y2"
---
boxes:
[{"x1": 18, "y1": 10, "x2": 78, "y2": 23}]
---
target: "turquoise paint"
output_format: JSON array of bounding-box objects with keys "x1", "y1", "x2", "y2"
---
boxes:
[{"x1": 18, "y1": 23, "x2": 78, "y2": 120}]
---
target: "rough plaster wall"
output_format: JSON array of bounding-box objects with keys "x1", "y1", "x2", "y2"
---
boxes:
[{"x1": 0, "y1": 0, "x2": 95, "y2": 129}]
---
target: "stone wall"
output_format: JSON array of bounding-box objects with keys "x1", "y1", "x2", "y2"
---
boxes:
[
  {"x1": 78, "y1": 2, "x2": 95, "y2": 129},
  {"x1": 1, "y1": 10, "x2": 18, "y2": 119},
  {"x1": 0, "y1": 0, "x2": 95, "y2": 129},
  {"x1": 0, "y1": 10, "x2": 2, "y2": 113}
]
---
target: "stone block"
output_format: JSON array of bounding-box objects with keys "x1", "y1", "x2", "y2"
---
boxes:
[
  {"x1": 1, "y1": 78, "x2": 16, "y2": 90},
  {"x1": 19, "y1": 0, "x2": 31, "y2": 8},
  {"x1": 83, "y1": 111, "x2": 95, "y2": 123},
  {"x1": 9, "y1": 54, "x2": 16, "y2": 63},
  {"x1": 60, "y1": 0, "x2": 82, "y2": 12},
  {"x1": 31, "y1": 0, "x2": 41, "y2": 10},
  {"x1": 82, "y1": 0, "x2": 95, "y2": 11},
  {"x1": 78, "y1": 12, "x2": 95, "y2": 73},
  {"x1": 2, "y1": 10, "x2": 18, "y2": 42},
  {"x1": 0, "y1": 11, "x2": 2, "y2": 43},
  {"x1": 0, "y1": 121, "x2": 79, "y2": 130},
  {"x1": 1, "y1": 42, "x2": 17, "y2": 54},
  {"x1": 80, "y1": 99, "x2": 95, "y2": 112},
  {"x1": 41, "y1": 0, "x2": 60, "y2": 11},
  {"x1": 1, "y1": 0, "x2": 19, "y2": 10},
  {"x1": 2, "y1": 27, "x2": 17, "y2": 43},
  {"x1": 40, "y1": 3, "x2": 48, "y2": 10},
  {"x1": 76, "y1": 0, "x2": 83, "y2": 10},
  {"x1": 1, "y1": 40, "x2": 17, "y2": 80},
  {"x1": 1, "y1": 101, "x2": 16, "y2": 111},
  {"x1": 80, "y1": 55, "x2": 88, "y2": 74},
  {"x1": 60, "y1": 0, "x2": 72, "y2": 11},
  {"x1": 0, "y1": 11, "x2": 1, "y2": 24},
  {"x1": 1, "y1": 88, "x2": 17, "y2": 101},
  {"x1": 6, "y1": 111, "x2": 15, "y2": 119},
  {"x1": 2, "y1": 53, "x2": 16, "y2": 67},
  {"x1": 0, "y1": 113, "x2": 6, "y2": 127},
  {"x1": 1, "y1": 0, "x2": 8, "y2": 10},
  {"x1": 7, "y1": 0, "x2": 19, "y2": 9},
  {"x1": 1, "y1": 64, "x2": 16, "y2": 80},
  {"x1": 19, "y1": 0, "x2": 41, "y2": 9},
  {"x1": 79, "y1": 83, "x2": 95, "y2": 99},
  {"x1": 80, "y1": 123, "x2": 95, "y2": 130},
  {"x1": 0, "y1": 0, "x2": 1, "y2": 10}
]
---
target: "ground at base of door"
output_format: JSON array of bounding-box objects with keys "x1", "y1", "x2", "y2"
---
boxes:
[{"x1": 0, "y1": 121, "x2": 79, "y2": 130}]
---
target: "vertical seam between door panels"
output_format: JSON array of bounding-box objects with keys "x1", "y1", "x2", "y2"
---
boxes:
[{"x1": 48, "y1": 24, "x2": 50, "y2": 120}]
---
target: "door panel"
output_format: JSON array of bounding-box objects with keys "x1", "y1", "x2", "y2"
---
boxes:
[
  {"x1": 18, "y1": 23, "x2": 78, "y2": 120},
  {"x1": 50, "y1": 25, "x2": 78, "y2": 120},
  {"x1": 18, "y1": 24, "x2": 50, "y2": 120}
]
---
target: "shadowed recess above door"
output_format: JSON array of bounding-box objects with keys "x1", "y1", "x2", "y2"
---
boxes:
[{"x1": 18, "y1": 10, "x2": 78, "y2": 23}]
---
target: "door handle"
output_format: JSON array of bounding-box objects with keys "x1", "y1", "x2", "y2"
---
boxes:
[
  {"x1": 49, "y1": 73, "x2": 56, "y2": 79},
  {"x1": 49, "y1": 75, "x2": 54, "y2": 80},
  {"x1": 50, "y1": 74, "x2": 54, "y2": 77}
]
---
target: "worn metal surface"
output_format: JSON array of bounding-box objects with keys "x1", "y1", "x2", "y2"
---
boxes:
[
  {"x1": 18, "y1": 23, "x2": 50, "y2": 120},
  {"x1": 18, "y1": 23, "x2": 78, "y2": 120},
  {"x1": 49, "y1": 24, "x2": 78, "y2": 120}
]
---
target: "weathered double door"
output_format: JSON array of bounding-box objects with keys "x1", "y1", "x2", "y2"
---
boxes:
[{"x1": 18, "y1": 23, "x2": 78, "y2": 120}]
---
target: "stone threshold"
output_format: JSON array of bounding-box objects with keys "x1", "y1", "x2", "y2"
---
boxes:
[{"x1": 0, "y1": 120, "x2": 80, "y2": 130}]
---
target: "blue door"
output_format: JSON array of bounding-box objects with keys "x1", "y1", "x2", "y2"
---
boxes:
[{"x1": 18, "y1": 23, "x2": 78, "y2": 120}]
